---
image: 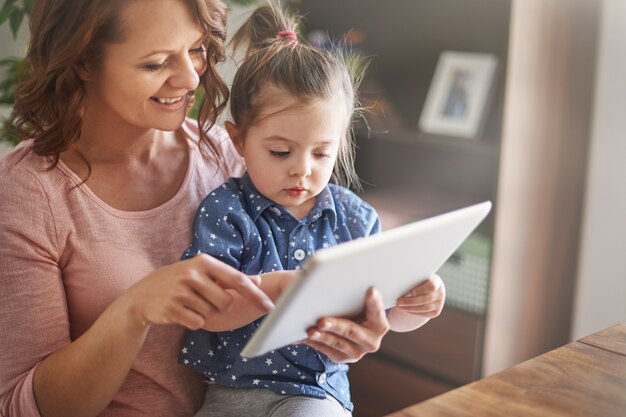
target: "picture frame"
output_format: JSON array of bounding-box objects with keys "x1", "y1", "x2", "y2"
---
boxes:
[{"x1": 418, "y1": 51, "x2": 498, "y2": 139}]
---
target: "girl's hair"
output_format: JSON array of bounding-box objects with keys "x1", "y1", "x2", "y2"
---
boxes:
[
  {"x1": 229, "y1": 2, "x2": 366, "y2": 190},
  {"x1": 9, "y1": 0, "x2": 229, "y2": 170}
]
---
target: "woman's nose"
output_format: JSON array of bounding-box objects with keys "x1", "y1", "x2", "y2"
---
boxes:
[{"x1": 169, "y1": 55, "x2": 202, "y2": 91}]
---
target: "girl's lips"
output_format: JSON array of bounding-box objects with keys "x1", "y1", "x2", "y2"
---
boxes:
[{"x1": 285, "y1": 188, "x2": 307, "y2": 197}]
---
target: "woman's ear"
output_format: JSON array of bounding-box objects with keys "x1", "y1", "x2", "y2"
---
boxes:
[
  {"x1": 74, "y1": 60, "x2": 92, "y2": 82},
  {"x1": 225, "y1": 121, "x2": 244, "y2": 156}
]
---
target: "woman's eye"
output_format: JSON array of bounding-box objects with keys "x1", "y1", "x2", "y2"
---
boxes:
[
  {"x1": 270, "y1": 150, "x2": 290, "y2": 158},
  {"x1": 190, "y1": 46, "x2": 206, "y2": 55},
  {"x1": 144, "y1": 62, "x2": 167, "y2": 72}
]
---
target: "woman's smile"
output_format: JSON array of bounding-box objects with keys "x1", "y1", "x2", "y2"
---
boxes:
[
  {"x1": 149, "y1": 93, "x2": 191, "y2": 111},
  {"x1": 151, "y1": 96, "x2": 183, "y2": 104}
]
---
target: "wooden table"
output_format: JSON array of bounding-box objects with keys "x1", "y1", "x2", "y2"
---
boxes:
[{"x1": 385, "y1": 323, "x2": 626, "y2": 417}]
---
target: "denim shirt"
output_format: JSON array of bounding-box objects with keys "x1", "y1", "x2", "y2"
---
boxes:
[{"x1": 178, "y1": 173, "x2": 380, "y2": 411}]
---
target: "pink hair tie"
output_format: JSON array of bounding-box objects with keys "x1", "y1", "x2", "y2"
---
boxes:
[{"x1": 277, "y1": 30, "x2": 298, "y2": 44}]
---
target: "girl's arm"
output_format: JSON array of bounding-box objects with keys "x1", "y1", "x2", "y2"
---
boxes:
[{"x1": 200, "y1": 270, "x2": 297, "y2": 331}]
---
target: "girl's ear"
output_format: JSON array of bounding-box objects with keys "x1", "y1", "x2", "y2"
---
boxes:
[{"x1": 225, "y1": 121, "x2": 244, "y2": 156}]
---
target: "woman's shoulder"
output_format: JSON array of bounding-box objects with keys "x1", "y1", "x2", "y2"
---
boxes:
[
  {"x1": 0, "y1": 140, "x2": 58, "y2": 187},
  {"x1": 0, "y1": 141, "x2": 78, "y2": 219}
]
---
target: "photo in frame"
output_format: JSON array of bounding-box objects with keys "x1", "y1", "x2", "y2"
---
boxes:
[{"x1": 419, "y1": 51, "x2": 498, "y2": 139}]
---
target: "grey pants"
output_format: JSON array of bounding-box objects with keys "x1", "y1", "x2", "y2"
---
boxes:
[{"x1": 194, "y1": 384, "x2": 352, "y2": 417}]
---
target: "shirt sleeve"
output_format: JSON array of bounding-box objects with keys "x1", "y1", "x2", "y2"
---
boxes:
[
  {"x1": 0, "y1": 169, "x2": 69, "y2": 417},
  {"x1": 350, "y1": 198, "x2": 382, "y2": 238},
  {"x1": 181, "y1": 182, "x2": 255, "y2": 271}
]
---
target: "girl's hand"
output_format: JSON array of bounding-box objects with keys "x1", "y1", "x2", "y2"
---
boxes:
[
  {"x1": 394, "y1": 274, "x2": 445, "y2": 318},
  {"x1": 123, "y1": 254, "x2": 274, "y2": 330},
  {"x1": 303, "y1": 287, "x2": 390, "y2": 363}
]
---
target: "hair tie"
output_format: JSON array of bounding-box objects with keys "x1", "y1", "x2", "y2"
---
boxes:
[{"x1": 277, "y1": 30, "x2": 298, "y2": 44}]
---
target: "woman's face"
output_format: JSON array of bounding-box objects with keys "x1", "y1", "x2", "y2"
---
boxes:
[{"x1": 82, "y1": 0, "x2": 207, "y2": 133}]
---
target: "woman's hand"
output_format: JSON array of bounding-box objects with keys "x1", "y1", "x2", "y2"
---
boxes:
[
  {"x1": 123, "y1": 254, "x2": 274, "y2": 330},
  {"x1": 303, "y1": 287, "x2": 390, "y2": 363}
]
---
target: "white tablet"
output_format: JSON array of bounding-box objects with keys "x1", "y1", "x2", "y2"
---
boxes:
[{"x1": 241, "y1": 201, "x2": 492, "y2": 358}]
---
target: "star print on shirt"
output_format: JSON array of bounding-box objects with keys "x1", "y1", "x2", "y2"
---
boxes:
[{"x1": 178, "y1": 175, "x2": 381, "y2": 413}]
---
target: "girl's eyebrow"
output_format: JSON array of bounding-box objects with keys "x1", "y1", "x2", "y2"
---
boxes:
[{"x1": 263, "y1": 135, "x2": 337, "y2": 146}]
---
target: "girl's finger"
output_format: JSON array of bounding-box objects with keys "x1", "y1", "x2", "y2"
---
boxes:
[
  {"x1": 304, "y1": 328, "x2": 365, "y2": 364},
  {"x1": 394, "y1": 301, "x2": 444, "y2": 317},
  {"x1": 303, "y1": 339, "x2": 354, "y2": 363}
]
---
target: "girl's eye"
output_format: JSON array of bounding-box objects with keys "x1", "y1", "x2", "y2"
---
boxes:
[
  {"x1": 270, "y1": 150, "x2": 290, "y2": 158},
  {"x1": 314, "y1": 149, "x2": 332, "y2": 158}
]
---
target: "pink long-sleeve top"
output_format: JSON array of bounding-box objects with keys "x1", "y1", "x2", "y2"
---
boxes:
[{"x1": 0, "y1": 120, "x2": 245, "y2": 417}]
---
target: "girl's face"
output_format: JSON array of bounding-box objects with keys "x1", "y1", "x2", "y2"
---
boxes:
[
  {"x1": 227, "y1": 93, "x2": 348, "y2": 220},
  {"x1": 81, "y1": 0, "x2": 207, "y2": 133}
]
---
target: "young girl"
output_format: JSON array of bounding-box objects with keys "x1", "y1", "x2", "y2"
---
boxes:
[{"x1": 178, "y1": 4, "x2": 445, "y2": 417}]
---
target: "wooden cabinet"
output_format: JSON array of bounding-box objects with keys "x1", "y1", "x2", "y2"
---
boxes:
[
  {"x1": 349, "y1": 307, "x2": 483, "y2": 416},
  {"x1": 348, "y1": 353, "x2": 453, "y2": 417},
  {"x1": 378, "y1": 307, "x2": 484, "y2": 386}
]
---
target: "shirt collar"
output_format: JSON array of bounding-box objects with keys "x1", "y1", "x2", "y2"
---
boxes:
[{"x1": 239, "y1": 172, "x2": 337, "y2": 228}]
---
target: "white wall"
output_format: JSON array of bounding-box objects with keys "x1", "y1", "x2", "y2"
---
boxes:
[{"x1": 571, "y1": 0, "x2": 626, "y2": 339}]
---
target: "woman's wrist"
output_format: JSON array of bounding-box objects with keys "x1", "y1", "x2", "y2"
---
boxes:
[{"x1": 115, "y1": 291, "x2": 153, "y2": 335}]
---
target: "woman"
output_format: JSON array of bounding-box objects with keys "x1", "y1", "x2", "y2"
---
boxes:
[{"x1": 0, "y1": 1, "x2": 395, "y2": 416}]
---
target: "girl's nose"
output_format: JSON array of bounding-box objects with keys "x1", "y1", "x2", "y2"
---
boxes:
[{"x1": 289, "y1": 156, "x2": 312, "y2": 177}]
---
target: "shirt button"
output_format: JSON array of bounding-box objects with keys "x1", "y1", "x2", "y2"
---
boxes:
[
  {"x1": 294, "y1": 249, "x2": 306, "y2": 261},
  {"x1": 318, "y1": 373, "x2": 327, "y2": 384}
]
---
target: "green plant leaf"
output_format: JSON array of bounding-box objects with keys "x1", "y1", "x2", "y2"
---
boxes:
[
  {"x1": 0, "y1": 0, "x2": 18, "y2": 25},
  {"x1": 8, "y1": 6, "x2": 23, "y2": 38},
  {"x1": 0, "y1": 117, "x2": 20, "y2": 146},
  {"x1": 23, "y1": 0, "x2": 32, "y2": 13}
]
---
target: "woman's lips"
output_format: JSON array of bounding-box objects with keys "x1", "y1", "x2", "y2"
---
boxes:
[{"x1": 150, "y1": 93, "x2": 191, "y2": 111}]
